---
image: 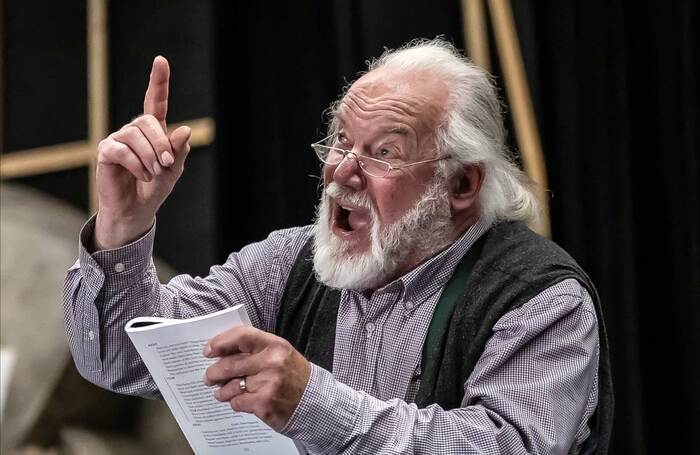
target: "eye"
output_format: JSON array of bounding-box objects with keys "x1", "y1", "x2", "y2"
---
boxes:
[
  {"x1": 373, "y1": 146, "x2": 397, "y2": 159},
  {"x1": 335, "y1": 133, "x2": 351, "y2": 149}
]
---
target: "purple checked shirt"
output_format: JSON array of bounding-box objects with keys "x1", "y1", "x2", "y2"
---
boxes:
[{"x1": 64, "y1": 216, "x2": 598, "y2": 454}]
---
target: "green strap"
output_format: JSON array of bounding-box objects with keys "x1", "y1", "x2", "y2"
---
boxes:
[{"x1": 421, "y1": 236, "x2": 484, "y2": 373}]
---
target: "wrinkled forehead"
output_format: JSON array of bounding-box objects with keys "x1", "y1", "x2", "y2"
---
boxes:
[{"x1": 335, "y1": 68, "x2": 449, "y2": 132}]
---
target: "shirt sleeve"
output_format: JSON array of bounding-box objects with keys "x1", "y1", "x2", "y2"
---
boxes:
[
  {"x1": 63, "y1": 215, "x2": 312, "y2": 398},
  {"x1": 281, "y1": 279, "x2": 599, "y2": 455}
]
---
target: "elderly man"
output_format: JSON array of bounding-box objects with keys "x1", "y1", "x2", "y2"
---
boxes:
[{"x1": 64, "y1": 39, "x2": 612, "y2": 454}]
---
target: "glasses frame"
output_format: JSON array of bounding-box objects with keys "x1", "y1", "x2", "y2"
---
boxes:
[{"x1": 310, "y1": 135, "x2": 452, "y2": 178}]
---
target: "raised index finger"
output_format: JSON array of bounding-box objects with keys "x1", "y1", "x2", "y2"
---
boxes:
[{"x1": 143, "y1": 55, "x2": 169, "y2": 131}]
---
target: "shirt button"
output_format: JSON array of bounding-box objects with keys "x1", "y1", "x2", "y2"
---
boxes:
[
  {"x1": 404, "y1": 301, "x2": 414, "y2": 310},
  {"x1": 365, "y1": 322, "x2": 376, "y2": 333},
  {"x1": 114, "y1": 262, "x2": 125, "y2": 273},
  {"x1": 88, "y1": 330, "x2": 95, "y2": 340}
]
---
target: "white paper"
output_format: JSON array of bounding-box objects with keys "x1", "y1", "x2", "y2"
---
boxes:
[
  {"x1": 125, "y1": 306, "x2": 300, "y2": 455},
  {"x1": 0, "y1": 346, "x2": 16, "y2": 423}
]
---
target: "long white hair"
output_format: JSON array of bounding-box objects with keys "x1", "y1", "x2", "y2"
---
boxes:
[{"x1": 327, "y1": 37, "x2": 541, "y2": 223}]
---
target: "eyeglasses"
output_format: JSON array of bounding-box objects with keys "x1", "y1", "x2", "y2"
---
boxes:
[{"x1": 311, "y1": 135, "x2": 451, "y2": 178}]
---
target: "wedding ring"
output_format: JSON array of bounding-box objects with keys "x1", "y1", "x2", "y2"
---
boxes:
[{"x1": 239, "y1": 376, "x2": 248, "y2": 393}]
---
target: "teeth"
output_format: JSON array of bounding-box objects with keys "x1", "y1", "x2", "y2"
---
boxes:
[{"x1": 340, "y1": 205, "x2": 354, "y2": 211}]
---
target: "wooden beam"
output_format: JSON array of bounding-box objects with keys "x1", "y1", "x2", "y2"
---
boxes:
[
  {"x1": 171, "y1": 117, "x2": 216, "y2": 148},
  {"x1": 87, "y1": 0, "x2": 109, "y2": 212},
  {"x1": 487, "y1": 0, "x2": 550, "y2": 237},
  {"x1": 462, "y1": 0, "x2": 491, "y2": 72},
  {"x1": 0, "y1": 117, "x2": 214, "y2": 180},
  {"x1": 0, "y1": 142, "x2": 92, "y2": 178},
  {"x1": 1, "y1": 0, "x2": 215, "y2": 198},
  {"x1": 0, "y1": 1, "x2": 5, "y2": 152}
]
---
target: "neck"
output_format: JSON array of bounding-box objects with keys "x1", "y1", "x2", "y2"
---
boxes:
[{"x1": 371, "y1": 215, "x2": 480, "y2": 290}]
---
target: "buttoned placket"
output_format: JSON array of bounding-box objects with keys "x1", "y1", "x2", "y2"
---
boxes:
[{"x1": 361, "y1": 286, "x2": 402, "y2": 394}]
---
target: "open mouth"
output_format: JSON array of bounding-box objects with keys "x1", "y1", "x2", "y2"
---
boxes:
[
  {"x1": 331, "y1": 200, "x2": 370, "y2": 235},
  {"x1": 336, "y1": 205, "x2": 353, "y2": 231}
]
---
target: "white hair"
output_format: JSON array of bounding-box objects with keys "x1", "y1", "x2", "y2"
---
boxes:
[
  {"x1": 327, "y1": 38, "x2": 541, "y2": 223},
  {"x1": 313, "y1": 175, "x2": 453, "y2": 290}
]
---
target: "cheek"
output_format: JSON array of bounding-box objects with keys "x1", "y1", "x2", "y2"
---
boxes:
[
  {"x1": 372, "y1": 184, "x2": 411, "y2": 224},
  {"x1": 372, "y1": 176, "x2": 432, "y2": 223}
]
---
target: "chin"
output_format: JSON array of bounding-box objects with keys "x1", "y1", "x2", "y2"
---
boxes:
[
  {"x1": 312, "y1": 193, "x2": 392, "y2": 290},
  {"x1": 311, "y1": 177, "x2": 454, "y2": 291},
  {"x1": 312, "y1": 244, "x2": 390, "y2": 290}
]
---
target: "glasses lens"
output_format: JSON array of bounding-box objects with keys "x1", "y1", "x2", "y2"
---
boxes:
[
  {"x1": 358, "y1": 157, "x2": 390, "y2": 177},
  {"x1": 312, "y1": 143, "x2": 392, "y2": 177},
  {"x1": 313, "y1": 145, "x2": 344, "y2": 165}
]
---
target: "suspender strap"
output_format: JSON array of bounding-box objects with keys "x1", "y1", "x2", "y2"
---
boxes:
[{"x1": 421, "y1": 235, "x2": 485, "y2": 376}]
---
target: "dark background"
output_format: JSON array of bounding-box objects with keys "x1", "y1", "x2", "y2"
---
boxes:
[{"x1": 2, "y1": 0, "x2": 698, "y2": 453}]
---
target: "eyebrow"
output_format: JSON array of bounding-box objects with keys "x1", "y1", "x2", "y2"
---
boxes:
[
  {"x1": 386, "y1": 126, "x2": 409, "y2": 135},
  {"x1": 333, "y1": 112, "x2": 409, "y2": 137}
]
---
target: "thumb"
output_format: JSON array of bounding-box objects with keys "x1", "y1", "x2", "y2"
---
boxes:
[{"x1": 168, "y1": 125, "x2": 192, "y2": 167}]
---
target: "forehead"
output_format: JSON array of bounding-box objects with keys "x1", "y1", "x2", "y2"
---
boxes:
[{"x1": 336, "y1": 68, "x2": 448, "y2": 135}]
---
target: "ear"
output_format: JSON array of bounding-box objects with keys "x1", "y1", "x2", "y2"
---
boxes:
[{"x1": 448, "y1": 164, "x2": 485, "y2": 214}]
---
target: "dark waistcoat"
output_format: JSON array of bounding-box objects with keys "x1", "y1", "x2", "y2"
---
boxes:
[{"x1": 275, "y1": 221, "x2": 613, "y2": 454}]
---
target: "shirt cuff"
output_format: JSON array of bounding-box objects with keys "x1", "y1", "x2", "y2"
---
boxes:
[
  {"x1": 78, "y1": 215, "x2": 156, "y2": 291},
  {"x1": 281, "y1": 364, "x2": 360, "y2": 451}
]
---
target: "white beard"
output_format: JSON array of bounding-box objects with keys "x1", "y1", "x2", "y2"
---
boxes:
[{"x1": 312, "y1": 176, "x2": 454, "y2": 290}]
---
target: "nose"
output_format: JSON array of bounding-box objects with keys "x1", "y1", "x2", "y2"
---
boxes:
[{"x1": 331, "y1": 151, "x2": 365, "y2": 190}]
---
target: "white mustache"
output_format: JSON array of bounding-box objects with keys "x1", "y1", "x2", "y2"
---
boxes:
[{"x1": 324, "y1": 183, "x2": 373, "y2": 211}]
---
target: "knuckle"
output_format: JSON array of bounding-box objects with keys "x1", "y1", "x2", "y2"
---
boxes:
[
  {"x1": 142, "y1": 114, "x2": 163, "y2": 132},
  {"x1": 269, "y1": 351, "x2": 287, "y2": 370},
  {"x1": 133, "y1": 114, "x2": 151, "y2": 126},
  {"x1": 97, "y1": 138, "x2": 110, "y2": 153},
  {"x1": 102, "y1": 141, "x2": 125, "y2": 160},
  {"x1": 157, "y1": 138, "x2": 171, "y2": 151},
  {"x1": 276, "y1": 338, "x2": 292, "y2": 351},
  {"x1": 216, "y1": 385, "x2": 230, "y2": 401},
  {"x1": 267, "y1": 374, "x2": 283, "y2": 391},
  {"x1": 113, "y1": 143, "x2": 129, "y2": 159},
  {"x1": 122, "y1": 122, "x2": 137, "y2": 132},
  {"x1": 231, "y1": 395, "x2": 251, "y2": 414},
  {"x1": 119, "y1": 125, "x2": 139, "y2": 139}
]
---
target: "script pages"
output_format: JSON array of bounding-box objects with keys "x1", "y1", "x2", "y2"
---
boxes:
[{"x1": 125, "y1": 305, "x2": 301, "y2": 455}]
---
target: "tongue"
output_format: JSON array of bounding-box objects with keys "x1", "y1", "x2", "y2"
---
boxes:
[{"x1": 347, "y1": 210, "x2": 369, "y2": 231}]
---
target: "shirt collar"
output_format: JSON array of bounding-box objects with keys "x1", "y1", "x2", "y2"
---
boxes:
[{"x1": 396, "y1": 217, "x2": 493, "y2": 308}]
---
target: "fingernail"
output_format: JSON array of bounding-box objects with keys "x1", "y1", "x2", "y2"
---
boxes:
[
  {"x1": 214, "y1": 389, "x2": 221, "y2": 400},
  {"x1": 153, "y1": 161, "x2": 162, "y2": 176},
  {"x1": 161, "y1": 151, "x2": 174, "y2": 166},
  {"x1": 144, "y1": 172, "x2": 152, "y2": 182},
  {"x1": 203, "y1": 344, "x2": 212, "y2": 357}
]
